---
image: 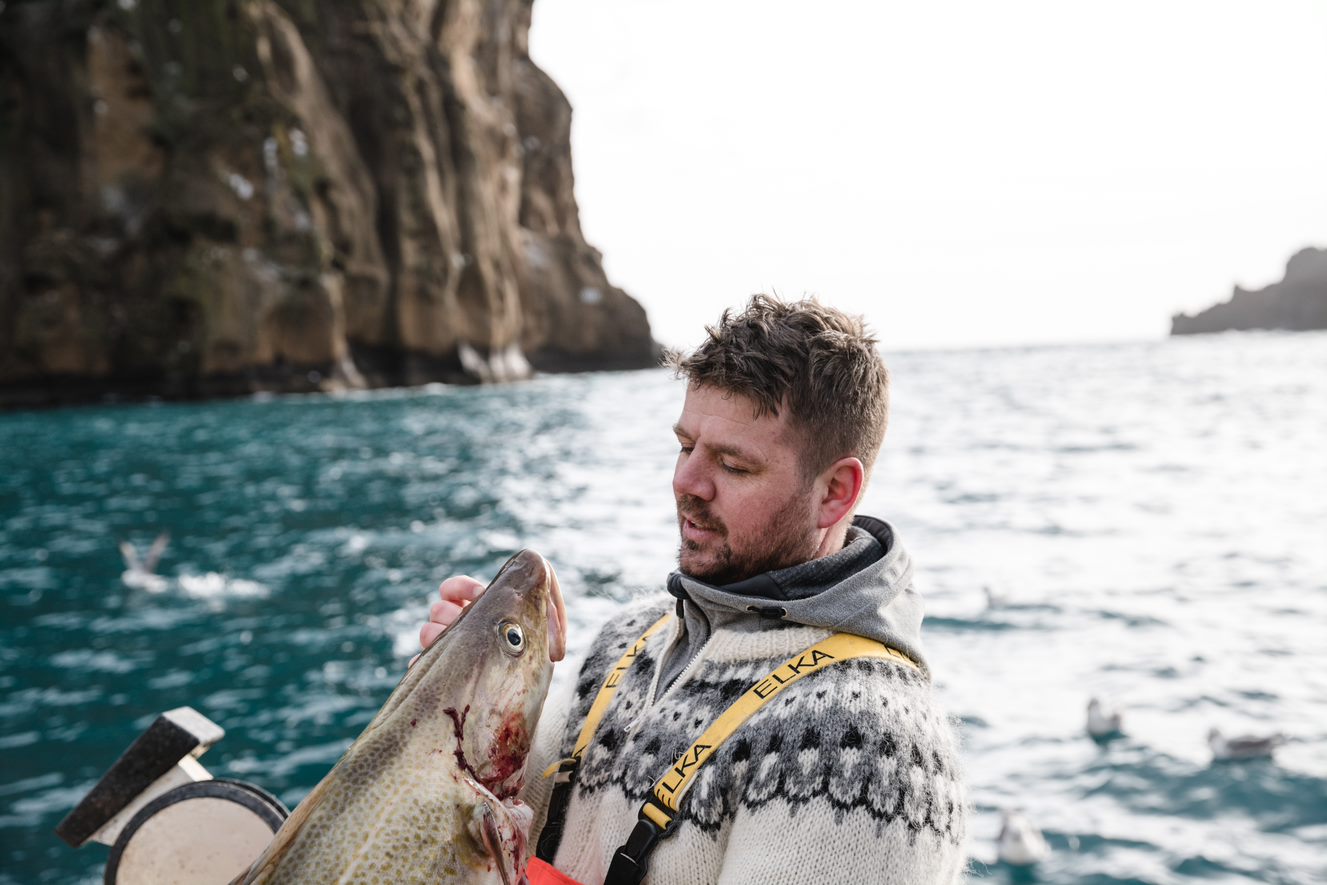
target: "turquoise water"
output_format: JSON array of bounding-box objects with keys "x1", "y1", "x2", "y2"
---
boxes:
[{"x1": 3, "y1": 333, "x2": 1325, "y2": 883}]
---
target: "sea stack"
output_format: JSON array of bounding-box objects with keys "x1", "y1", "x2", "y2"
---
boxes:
[
  {"x1": 0, "y1": 0, "x2": 657, "y2": 407},
  {"x1": 1171, "y1": 247, "x2": 1327, "y2": 336}
]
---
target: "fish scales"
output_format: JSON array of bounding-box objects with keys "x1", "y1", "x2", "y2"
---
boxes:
[{"x1": 235, "y1": 550, "x2": 567, "y2": 884}]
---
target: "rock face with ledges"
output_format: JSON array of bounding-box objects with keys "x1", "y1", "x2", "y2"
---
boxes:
[
  {"x1": 1171, "y1": 247, "x2": 1327, "y2": 336},
  {"x1": 0, "y1": 0, "x2": 656, "y2": 406}
]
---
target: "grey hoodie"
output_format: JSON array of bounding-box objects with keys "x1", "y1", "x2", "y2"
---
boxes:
[{"x1": 657, "y1": 514, "x2": 929, "y2": 693}]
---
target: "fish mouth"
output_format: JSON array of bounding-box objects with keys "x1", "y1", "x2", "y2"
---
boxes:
[
  {"x1": 498, "y1": 549, "x2": 567, "y2": 662},
  {"x1": 541, "y1": 554, "x2": 567, "y2": 663}
]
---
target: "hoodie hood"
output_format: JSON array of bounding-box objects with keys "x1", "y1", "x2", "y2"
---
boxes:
[{"x1": 664, "y1": 515, "x2": 929, "y2": 681}]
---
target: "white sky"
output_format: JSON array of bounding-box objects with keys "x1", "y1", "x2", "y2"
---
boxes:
[{"x1": 529, "y1": 0, "x2": 1327, "y2": 351}]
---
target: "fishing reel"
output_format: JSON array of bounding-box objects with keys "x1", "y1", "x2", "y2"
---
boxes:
[{"x1": 56, "y1": 707, "x2": 287, "y2": 884}]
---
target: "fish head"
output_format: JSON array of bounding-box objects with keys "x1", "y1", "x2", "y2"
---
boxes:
[
  {"x1": 412, "y1": 549, "x2": 567, "y2": 800},
  {"x1": 230, "y1": 551, "x2": 566, "y2": 883}
]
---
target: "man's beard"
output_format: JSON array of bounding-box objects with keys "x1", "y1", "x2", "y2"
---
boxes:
[{"x1": 676, "y1": 491, "x2": 821, "y2": 585}]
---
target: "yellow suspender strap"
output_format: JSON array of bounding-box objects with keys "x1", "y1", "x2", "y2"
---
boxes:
[
  {"x1": 639, "y1": 633, "x2": 919, "y2": 831},
  {"x1": 536, "y1": 612, "x2": 675, "y2": 864},
  {"x1": 542, "y1": 612, "x2": 674, "y2": 779}
]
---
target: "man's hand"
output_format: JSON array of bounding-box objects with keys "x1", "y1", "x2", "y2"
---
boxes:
[{"x1": 411, "y1": 575, "x2": 485, "y2": 666}]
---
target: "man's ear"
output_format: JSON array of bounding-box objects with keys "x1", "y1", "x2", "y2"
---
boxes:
[{"x1": 817, "y1": 457, "x2": 865, "y2": 529}]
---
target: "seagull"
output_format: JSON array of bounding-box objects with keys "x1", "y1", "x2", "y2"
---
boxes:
[
  {"x1": 997, "y1": 810, "x2": 1050, "y2": 866},
  {"x1": 1087, "y1": 697, "x2": 1124, "y2": 739},
  {"x1": 178, "y1": 571, "x2": 227, "y2": 597},
  {"x1": 119, "y1": 532, "x2": 170, "y2": 593},
  {"x1": 1208, "y1": 727, "x2": 1285, "y2": 761}
]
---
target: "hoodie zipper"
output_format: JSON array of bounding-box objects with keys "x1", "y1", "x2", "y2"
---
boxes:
[
  {"x1": 625, "y1": 619, "x2": 710, "y2": 737},
  {"x1": 625, "y1": 595, "x2": 784, "y2": 736}
]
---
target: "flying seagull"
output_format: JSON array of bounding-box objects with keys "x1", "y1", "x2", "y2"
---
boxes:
[{"x1": 119, "y1": 532, "x2": 170, "y2": 593}]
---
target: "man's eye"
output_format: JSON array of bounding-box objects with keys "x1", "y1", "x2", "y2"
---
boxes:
[
  {"x1": 720, "y1": 462, "x2": 746, "y2": 474},
  {"x1": 678, "y1": 445, "x2": 693, "y2": 455}
]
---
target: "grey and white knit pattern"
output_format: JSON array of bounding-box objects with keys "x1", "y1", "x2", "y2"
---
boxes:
[{"x1": 526, "y1": 597, "x2": 969, "y2": 885}]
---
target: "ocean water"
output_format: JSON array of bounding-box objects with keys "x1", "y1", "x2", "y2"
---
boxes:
[{"x1": 2, "y1": 332, "x2": 1324, "y2": 883}]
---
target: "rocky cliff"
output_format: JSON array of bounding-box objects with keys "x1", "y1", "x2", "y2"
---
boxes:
[
  {"x1": 1171, "y1": 247, "x2": 1327, "y2": 336},
  {"x1": 0, "y1": 0, "x2": 656, "y2": 407}
]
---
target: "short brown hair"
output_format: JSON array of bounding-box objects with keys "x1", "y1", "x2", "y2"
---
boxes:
[{"x1": 665, "y1": 295, "x2": 890, "y2": 479}]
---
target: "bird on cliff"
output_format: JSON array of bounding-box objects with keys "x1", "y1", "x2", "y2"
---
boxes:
[
  {"x1": 1208, "y1": 726, "x2": 1285, "y2": 762},
  {"x1": 1086, "y1": 697, "x2": 1124, "y2": 740},
  {"x1": 119, "y1": 532, "x2": 170, "y2": 593}
]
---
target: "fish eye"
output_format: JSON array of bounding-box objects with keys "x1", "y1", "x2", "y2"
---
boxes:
[{"x1": 499, "y1": 621, "x2": 525, "y2": 655}]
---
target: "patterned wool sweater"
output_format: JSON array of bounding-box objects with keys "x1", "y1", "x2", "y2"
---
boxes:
[{"x1": 521, "y1": 592, "x2": 969, "y2": 884}]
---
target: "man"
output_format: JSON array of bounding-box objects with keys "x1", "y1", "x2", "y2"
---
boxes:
[{"x1": 420, "y1": 296, "x2": 968, "y2": 883}]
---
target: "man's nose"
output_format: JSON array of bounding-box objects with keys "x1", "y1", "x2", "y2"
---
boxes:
[{"x1": 673, "y1": 452, "x2": 715, "y2": 501}]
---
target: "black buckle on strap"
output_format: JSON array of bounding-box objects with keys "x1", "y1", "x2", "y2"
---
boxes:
[
  {"x1": 552, "y1": 757, "x2": 579, "y2": 782},
  {"x1": 535, "y1": 759, "x2": 581, "y2": 863},
  {"x1": 604, "y1": 803, "x2": 670, "y2": 885}
]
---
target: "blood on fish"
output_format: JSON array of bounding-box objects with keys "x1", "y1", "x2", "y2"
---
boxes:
[
  {"x1": 486, "y1": 714, "x2": 531, "y2": 798},
  {"x1": 443, "y1": 705, "x2": 473, "y2": 774},
  {"x1": 443, "y1": 706, "x2": 530, "y2": 799}
]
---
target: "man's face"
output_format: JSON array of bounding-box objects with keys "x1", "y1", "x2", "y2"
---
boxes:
[{"x1": 672, "y1": 385, "x2": 821, "y2": 584}]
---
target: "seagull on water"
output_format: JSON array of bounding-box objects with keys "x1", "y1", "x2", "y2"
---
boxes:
[
  {"x1": 1086, "y1": 697, "x2": 1124, "y2": 739},
  {"x1": 997, "y1": 810, "x2": 1050, "y2": 867},
  {"x1": 1208, "y1": 727, "x2": 1285, "y2": 761},
  {"x1": 119, "y1": 532, "x2": 170, "y2": 593}
]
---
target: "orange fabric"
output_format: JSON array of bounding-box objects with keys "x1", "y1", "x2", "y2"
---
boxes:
[{"x1": 526, "y1": 857, "x2": 584, "y2": 885}]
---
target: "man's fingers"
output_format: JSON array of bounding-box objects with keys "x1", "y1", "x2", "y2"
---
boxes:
[
  {"x1": 429, "y1": 600, "x2": 464, "y2": 626},
  {"x1": 438, "y1": 575, "x2": 485, "y2": 605},
  {"x1": 420, "y1": 621, "x2": 447, "y2": 651},
  {"x1": 415, "y1": 575, "x2": 487, "y2": 661}
]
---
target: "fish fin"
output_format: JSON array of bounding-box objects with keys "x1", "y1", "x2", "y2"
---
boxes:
[
  {"x1": 466, "y1": 787, "x2": 528, "y2": 885},
  {"x1": 480, "y1": 805, "x2": 514, "y2": 885}
]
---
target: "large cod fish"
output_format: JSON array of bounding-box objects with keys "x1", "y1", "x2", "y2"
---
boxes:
[{"x1": 235, "y1": 549, "x2": 567, "y2": 884}]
